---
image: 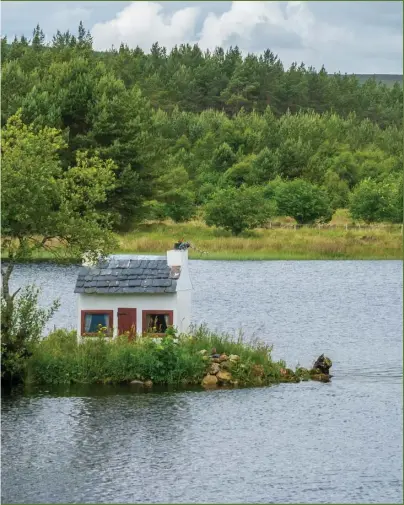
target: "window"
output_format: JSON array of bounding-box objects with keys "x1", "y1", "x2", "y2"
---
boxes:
[
  {"x1": 142, "y1": 310, "x2": 174, "y2": 335},
  {"x1": 81, "y1": 310, "x2": 113, "y2": 336}
]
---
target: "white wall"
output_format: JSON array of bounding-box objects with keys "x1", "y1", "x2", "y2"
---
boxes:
[
  {"x1": 77, "y1": 291, "x2": 191, "y2": 341},
  {"x1": 167, "y1": 249, "x2": 192, "y2": 291}
]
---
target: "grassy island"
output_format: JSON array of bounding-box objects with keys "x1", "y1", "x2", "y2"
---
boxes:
[{"x1": 26, "y1": 327, "x2": 332, "y2": 388}]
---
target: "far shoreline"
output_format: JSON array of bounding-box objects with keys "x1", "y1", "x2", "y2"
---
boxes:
[{"x1": 2, "y1": 217, "x2": 402, "y2": 262}]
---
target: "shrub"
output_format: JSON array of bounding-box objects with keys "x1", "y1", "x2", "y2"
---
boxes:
[
  {"x1": 349, "y1": 176, "x2": 403, "y2": 223},
  {"x1": 204, "y1": 185, "x2": 276, "y2": 235},
  {"x1": 26, "y1": 326, "x2": 287, "y2": 387},
  {"x1": 1, "y1": 284, "x2": 60, "y2": 385},
  {"x1": 163, "y1": 189, "x2": 196, "y2": 223},
  {"x1": 268, "y1": 178, "x2": 333, "y2": 224}
]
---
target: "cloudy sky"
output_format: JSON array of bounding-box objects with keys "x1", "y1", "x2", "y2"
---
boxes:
[{"x1": 2, "y1": 1, "x2": 402, "y2": 74}]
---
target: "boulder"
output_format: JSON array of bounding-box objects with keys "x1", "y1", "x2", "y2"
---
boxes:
[
  {"x1": 310, "y1": 373, "x2": 331, "y2": 383},
  {"x1": 252, "y1": 364, "x2": 265, "y2": 377},
  {"x1": 217, "y1": 370, "x2": 232, "y2": 382},
  {"x1": 209, "y1": 362, "x2": 220, "y2": 375},
  {"x1": 312, "y1": 354, "x2": 332, "y2": 375},
  {"x1": 295, "y1": 367, "x2": 310, "y2": 381},
  {"x1": 212, "y1": 358, "x2": 221, "y2": 363},
  {"x1": 220, "y1": 360, "x2": 232, "y2": 370},
  {"x1": 144, "y1": 380, "x2": 153, "y2": 387},
  {"x1": 202, "y1": 374, "x2": 218, "y2": 387},
  {"x1": 130, "y1": 380, "x2": 144, "y2": 385},
  {"x1": 295, "y1": 367, "x2": 309, "y2": 376},
  {"x1": 198, "y1": 349, "x2": 208, "y2": 356},
  {"x1": 229, "y1": 354, "x2": 240, "y2": 362},
  {"x1": 219, "y1": 354, "x2": 228, "y2": 362}
]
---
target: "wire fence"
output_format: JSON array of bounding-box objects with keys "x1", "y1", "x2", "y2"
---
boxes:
[{"x1": 263, "y1": 222, "x2": 403, "y2": 232}]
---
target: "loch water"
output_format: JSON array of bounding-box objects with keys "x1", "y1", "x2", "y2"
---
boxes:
[{"x1": 2, "y1": 260, "x2": 403, "y2": 504}]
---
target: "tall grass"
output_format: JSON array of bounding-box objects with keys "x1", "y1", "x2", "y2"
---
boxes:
[
  {"x1": 26, "y1": 326, "x2": 288, "y2": 387},
  {"x1": 117, "y1": 220, "x2": 402, "y2": 260},
  {"x1": 4, "y1": 216, "x2": 401, "y2": 262}
]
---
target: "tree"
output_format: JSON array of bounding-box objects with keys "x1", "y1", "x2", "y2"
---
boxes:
[
  {"x1": 1, "y1": 285, "x2": 60, "y2": 386},
  {"x1": 204, "y1": 186, "x2": 276, "y2": 235},
  {"x1": 163, "y1": 189, "x2": 196, "y2": 223},
  {"x1": 270, "y1": 178, "x2": 332, "y2": 224},
  {"x1": 211, "y1": 142, "x2": 237, "y2": 172},
  {"x1": 322, "y1": 170, "x2": 350, "y2": 211},
  {"x1": 349, "y1": 177, "x2": 402, "y2": 224},
  {"x1": 32, "y1": 24, "x2": 45, "y2": 51},
  {"x1": 1, "y1": 111, "x2": 117, "y2": 384},
  {"x1": 222, "y1": 155, "x2": 258, "y2": 187}
]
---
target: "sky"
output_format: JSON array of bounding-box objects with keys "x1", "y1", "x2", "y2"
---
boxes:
[{"x1": 1, "y1": 1, "x2": 403, "y2": 74}]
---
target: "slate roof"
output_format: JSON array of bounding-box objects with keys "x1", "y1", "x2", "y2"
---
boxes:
[{"x1": 74, "y1": 257, "x2": 181, "y2": 294}]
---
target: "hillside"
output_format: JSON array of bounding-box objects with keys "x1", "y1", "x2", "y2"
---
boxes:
[
  {"x1": 355, "y1": 74, "x2": 402, "y2": 88},
  {"x1": 1, "y1": 25, "x2": 403, "y2": 234}
]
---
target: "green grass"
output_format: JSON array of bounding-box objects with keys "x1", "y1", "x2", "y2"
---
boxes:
[
  {"x1": 3, "y1": 212, "x2": 402, "y2": 262},
  {"x1": 26, "y1": 326, "x2": 294, "y2": 388},
  {"x1": 117, "y1": 219, "x2": 402, "y2": 260}
]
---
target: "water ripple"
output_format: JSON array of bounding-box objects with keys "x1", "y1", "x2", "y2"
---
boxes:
[{"x1": 2, "y1": 260, "x2": 403, "y2": 504}]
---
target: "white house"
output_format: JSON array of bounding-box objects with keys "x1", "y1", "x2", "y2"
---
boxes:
[{"x1": 74, "y1": 247, "x2": 192, "y2": 341}]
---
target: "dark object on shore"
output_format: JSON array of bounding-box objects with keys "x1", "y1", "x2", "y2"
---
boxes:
[
  {"x1": 312, "y1": 354, "x2": 332, "y2": 375},
  {"x1": 174, "y1": 240, "x2": 191, "y2": 250}
]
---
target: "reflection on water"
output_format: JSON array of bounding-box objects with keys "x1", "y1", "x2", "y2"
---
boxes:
[{"x1": 2, "y1": 260, "x2": 403, "y2": 504}]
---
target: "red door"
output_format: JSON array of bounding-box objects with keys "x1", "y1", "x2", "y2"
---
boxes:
[{"x1": 117, "y1": 308, "x2": 137, "y2": 340}]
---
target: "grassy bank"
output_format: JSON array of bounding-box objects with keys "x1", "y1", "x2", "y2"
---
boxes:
[
  {"x1": 3, "y1": 216, "x2": 402, "y2": 262},
  {"x1": 26, "y1": 327, "x2": 325, "y2": 388},
  {"x1": 117, "y1": 220, "x2": 402, "y2": 260}
]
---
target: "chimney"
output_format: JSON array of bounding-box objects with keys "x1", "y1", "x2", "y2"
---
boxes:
[{"x1": 167, "y1": 248, "x2": 188, "y2": 267}]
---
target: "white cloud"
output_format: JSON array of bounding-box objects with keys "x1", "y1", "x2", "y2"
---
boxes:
[
  {"x1": 91, "y1": 1, "x2": 200, "y2": 51},
  {"x1": 197, "y1": 1, "x2": 287, "y2": 51},
  {"x1": 198, "y1": 1, "x2": 351, "y2": 52},
  {"x1": 50, "y1": 7, "x2": 93, "y2": 31},
  {"x1": 2, "y1": 1, "x2": 401, "y2": 73},
  {"x1": 91, "y1": 1, "x2": 353, "y2": 68}
]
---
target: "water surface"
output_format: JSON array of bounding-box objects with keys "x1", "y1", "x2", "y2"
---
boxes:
[{"x1": 2, "y1": 260, "x2": 402, "y2": 503}]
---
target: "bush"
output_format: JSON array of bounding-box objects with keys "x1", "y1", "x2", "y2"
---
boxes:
[
  {"x1": 204, "y1": 185, "x2": 276, "y2": 235},
  {"x1": 163, "y1": 189, "x2": 196, "y2": 223},
  {"x1": 26, "y1": 326, "x2": 289, "y2": 387},
  {"x1": 268, "y1": 178, "x2": 332, "y2": 224},
  {"x1": 1, "y1": 284, "x2": 60, "y2": 385},
  {"x1": 349, "y1": 176, "x2": 403, "y2": 223}
]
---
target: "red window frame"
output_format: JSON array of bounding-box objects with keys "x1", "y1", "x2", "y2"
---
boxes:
[
  {"x1": 81, "y1": 310, "x2": 114, "y2": 337},
  {"x1": 142, "y1": 310, "x2": 174, "y2": 336}
]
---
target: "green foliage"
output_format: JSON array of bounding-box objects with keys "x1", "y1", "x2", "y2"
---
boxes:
[
  {"x1": 349, "y1": 177, "x2": 403, "y2": 223},
  {"x1": 1, "y1": 110, "x2": 118, "y2": 386},
  {"x1": 1, "y1": 110, "x2": 117, "y2": 260},
  {"x1": 322, "y1": 170, "x2": 350, "y2": 211},
  {"x1": 1, "y1": 285, "x2": 60, "y2": 385},
  {"x1": 163, "y1": 189, "x2": 196, "y2": 223},
  {"x1": 269, "y1": 178, "x2": 333, "y2": 224},
  {"x1": 1, "y1": 24, "x2": 402, "y2": 235},
  {"x1": 26, "y1": 326, "x2": 291, "y2": 387},
  {"x1": 28, "y1": 330, "x2": 207, "y2": 385},
  {"x1": 205, "y1": 186, "x2": 276, "y2": 235}
]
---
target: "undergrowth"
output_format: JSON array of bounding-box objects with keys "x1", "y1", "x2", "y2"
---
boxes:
[{"x1": 26, "y1": 325, "x2": 288, "y2": 387}]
